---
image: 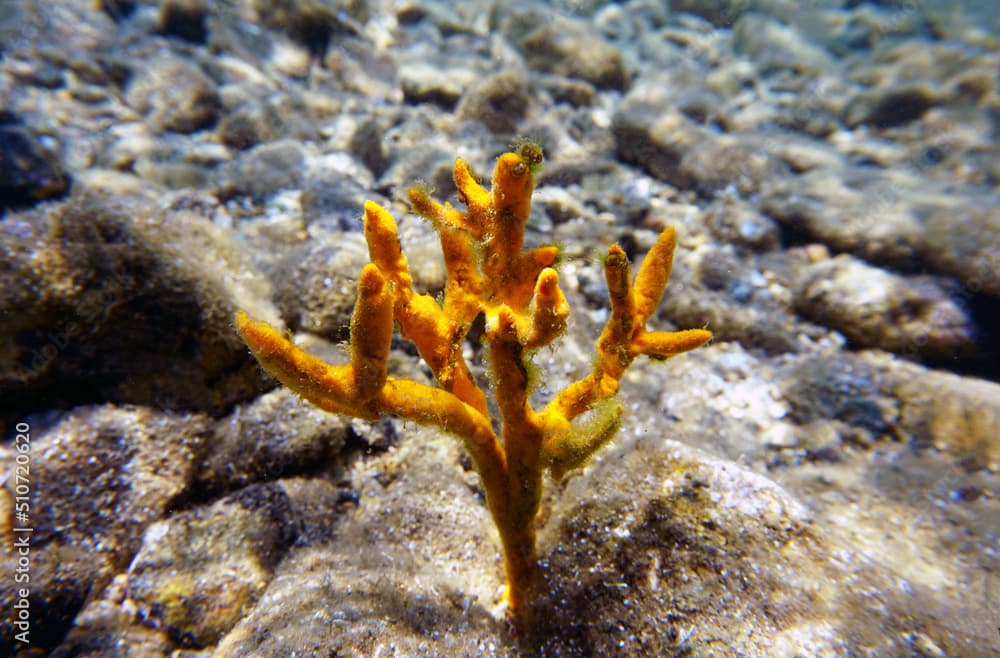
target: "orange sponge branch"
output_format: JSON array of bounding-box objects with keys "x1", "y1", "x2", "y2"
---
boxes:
[{"x1": 236, "y1": 146, "x2": 711, "y2": 628}]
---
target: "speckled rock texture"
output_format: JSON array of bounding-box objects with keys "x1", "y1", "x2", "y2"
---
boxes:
[
  {"x1": 794, "y1": 253, "x2": 976, "y2": 357},
  {"x1": 0, "y1": 194, "x2": 279, "y2": 427},
  {"x1": 1, "y1": 0, "x2": 998, "y2": 655}
]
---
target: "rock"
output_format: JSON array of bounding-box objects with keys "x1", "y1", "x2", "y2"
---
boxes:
[
  {"x1": 218, "y1": 139, "x2": 308, "y2": 201},
  {"x1": 376, "y1": 145, "x2": 458, "y2": 201},
  {"x1": 537, "y1": 73, "x2": 595, "y2": 107},
  {"x1": 794, "y1": 254, "x2": 977, "y2": 357},
  {"x1": 218, "y1": 106, "x2": 278, "y2": 151},
  {"x1": 213, "y1": 428, "x2": 506, "y2": 656},
  {"x1": 8, "y1": 57, "x2": 65, "y2": 89},
  {"x1": 534, "y1": 155, "x2": 616, "y2": 189},
  {"x1": 322, "y1": 38, "x2": 400, "y2": 101},
  {"x1": 878, "y1": 356, "x2": 1000, "y2": 470},
  {"x1": 0, "y1": 405, "x2": 212, "y2": 655},
  {"x1": 612, "y1": 66, "x2": 749, "y2": 185},
  {"x1": 133, "y1": 158, "x2": 210, "y2": 190},
  {"x1": 780, "y1": 349, "x2": 1000, "y2": 470},
  {"x1": 529, "y1": 438, "x2": 815, "y2": 653},
  {"x1": 56, "y1": 574, "x2": 176, "y2": 658},
  {"x1": 270, "y1": 37, "x2": 313, "y2": 79},
  {"x1": 652, "y1": 241, "x2": 816, "y2": 355},
  {"x1": 705, "y1": 200, "x2": 781, "y2": 251},
  {"x1": 0, "y1": 1, "x2": 115, "y2": 58},
  {"x1": 922, "y1": 204, "x2": 1000, "y2": 298},
  {"x1": 839, "y1": 39, "x2": 1000, "y2": 130},
  {"x1": 125, "y1": 56, "x2": 221, "y2": 134},
  {"x1": 0, "y1": 195, "x2": 278, "y2": 423},
  {"x1": 270, "y1": 235, "x2": 370, "y2": 339},
  {"x1": 733, "y1": 12, "x2": 836, "y2": 76},
  {"x1": 196, "y1": 387, "x2": 351, "y2": 496},
  {"x1": 0, "y1": 112, "x2": 70, "y2": 208},
  {"x1": 300, "y1": 170, "x2": 371, "y2": 229},
  {"x1": 780, "y1": 353, "x2": 893, "y2": 440},
  {"x1": 532, "y1": 186, "x2": 597, "y2": 226},
  {"x1": 399, "y1": 61, "x2": 478, "y2": 108},
  {"x1": 348, "y1": 116, "x2": 391, "y2": 178},
  {"x1": 680, "y1": 133, "x2": 787, "y2": 196},
  {"x1": 613, "y1": 96, "x2": 706, "y2": 188},
  {"x1": 760, "y1": 168, "x2": 925, "y2": 267},
  {"x1": 127, "y1": 483, "x2": 298, "y2": 646},
  {"x1": 502, "y1": 10, "x2": 627, "y2": 90},
  {"x1": 668, "y1": 0, "x2": 748, "y2": 26},
  {"x1": 456, "y1": 69, "x2": 530, "y2": 134},
  {"x1": 530, "y1": 424, "x2": 996, "y2": 655}
]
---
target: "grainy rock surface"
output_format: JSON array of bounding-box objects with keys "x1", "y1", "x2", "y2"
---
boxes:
[
  {"x1": 1, "y1": 0, "x2": 998, "y2": 656},
  {"x1": 0, "y1": 195, "x2": 278, "y2": 426},
  {"x1": 0, "y1": 405, "x2": 213, "y2": 654},
  {"x1": 794, "y1": 253, "x2": 977, "y2": 357}
]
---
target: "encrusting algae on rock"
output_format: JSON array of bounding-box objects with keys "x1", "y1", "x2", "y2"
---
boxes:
[{"x1": 235, "y1": 144, "x2": 711, "y2": 631}]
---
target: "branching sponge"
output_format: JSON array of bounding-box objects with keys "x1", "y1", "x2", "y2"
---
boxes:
[{"x1": 236, "y1": 146, "x2": 712, "y2": 629}]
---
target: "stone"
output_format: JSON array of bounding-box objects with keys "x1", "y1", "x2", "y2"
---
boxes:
[
  {"x1": 680, "y1": 133, "x2": 787, "y2": 196},
  {"x1": 732, "y1": 12, "x2": 836, "y2": 76},
  {"x1": 503, "y1": 10, "x2": 627, "y2": 90},
  {"x1": 705, "y1": 200, "x2": 781, "y2": 251},
  {"x1": 399, "y1": 61, "x2": 477, "y2": 108},
  {"x1": 780, "y1": 353, "x2": 892, "y2": 439},
  {"x1": 0, "y1": 195, "x2": 278, "y2": 423},
  {"x1": 922, "y1": 204, "x2": 1000, "y2": 298},
  {"x1": 760, "y1": 168, "x2": 925, "y2": 268},
  {"x1": 668, "y1": 0, "x2": 748, "y2": 26},
  {"x1": 880, "y1": 356, "x2": 1000, "y2": 470},
  {"x1": 196, "y1": 387, "x2": 351, "y2": 496},
  {"x1": 253, "y1": 0, "x2": 368, "y2": 55},
  {"x1": 125, "y1": 56, "x2": 221, "y2": 134},
  {"x1": 212, "y1": 429, "x2": 504, "y2": 656},
  {"x1": 127, "y1": 483, "x2": 298, "y2": 646},
  {"x1": 456, "y1": 69, "x2": 530, "y2": 134},
  {"x1": 794, "y1": 254, "x2": 977, "y2": 357},
  {"x1": 218, "y1": 139, "x2": 308, "y2": 201},
  {"x1": 270, "y1": 235, "x2": 370, "y2": 340},
  {"x1": 218, "y1": 106, "x2": 277, "y2": 150},
  {"x1": 613, "y1": 98, "x2": 705, "y2": 188},
  {"x1": 0, "y1": 406, "x2": 212, "y2": 655},
  {"x1": 844, "y1": 83, "x2": 945, "y2": 128}
]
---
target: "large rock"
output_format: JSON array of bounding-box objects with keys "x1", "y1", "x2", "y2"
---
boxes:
[
  {"x1": 760, "y1": 168, "x2": 926, "y2": 267},
  {"x1": 0, "y1": 406, "x2": 212, "y2": 655},
  {"x1": 794, "y1": 253, "x2": 977, "y2": 357},
  {"x1": 733, "y1": 12, "x2": 836, "y2": 76},
  {"x1": 612, "y1": 74, "x2": 786, "y2": 195},
  {"x1": 0, "y1": 195, "x2": 278, "y2": 425},
  {"x1": 213, "y1": 428, "x2": 506, "y2": 656},
  {"x1": 456, "y1": 69, "x2": 531, "y2": 134},
  {"x1": 127, "y1": 483, "x2": 298, "y2": 646},
  {"x1": 922, "y1": 204, "x2": 1000, "y2": 298},
  {"x1": 502, "y1": 9, "x2": 627, "y2": 90},
  {"x1": 877, "y1": 355, "x2": 1000, "y2": 470},
  {"x1": 613, "y1": 94, "x2": 706, "y2": 189},
  {"x1": 125, "y1": 56, "x2": 221, "y2": 134}
]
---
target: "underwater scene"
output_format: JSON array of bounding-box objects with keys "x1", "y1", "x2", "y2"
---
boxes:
[{"x1": 1, "y1": 0, "x2": 998, "y2": 655}]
